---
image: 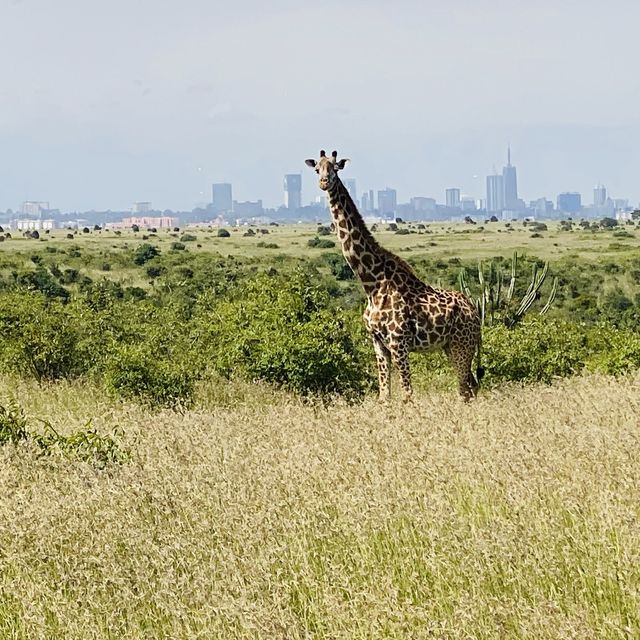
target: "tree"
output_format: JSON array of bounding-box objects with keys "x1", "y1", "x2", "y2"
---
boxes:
[
  {"x1": 133, "y1": 243, "x2": 160, "y2": 265},
  {"x1": 131, "y1": 224, "x2": 140, "y2": 232},
  {"x1": 217, "y1": 228, "x2": 231, "y2": 238},
  {"x1": 600, "y1": 217, "x2": 618, "y2": 229}
]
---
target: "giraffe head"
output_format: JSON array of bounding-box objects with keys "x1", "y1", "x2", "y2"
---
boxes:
[{"x1": 305, "y1": 150, "x2": 349, "y2": 191}]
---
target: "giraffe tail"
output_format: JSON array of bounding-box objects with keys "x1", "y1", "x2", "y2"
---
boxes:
[{"x1": 476, "y1": 335, "x2": 485, "y2": 383}]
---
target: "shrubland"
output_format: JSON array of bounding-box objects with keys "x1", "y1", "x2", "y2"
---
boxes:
[
  {"x1": 0, "y1": 226, "x2": 639, "y2": 405},
  {"x1": 1, "y1": 223, "x2": 640, "y2": 638}
]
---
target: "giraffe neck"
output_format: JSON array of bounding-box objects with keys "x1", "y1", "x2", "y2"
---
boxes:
[{"x1": 326, "y1": 178, "x2": 383, "y2": 292}]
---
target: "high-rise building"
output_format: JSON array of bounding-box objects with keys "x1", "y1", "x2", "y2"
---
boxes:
[
  {"x1": 593, "y1": 184, "x2": 607, "y2": 207},
  {"x1": 377, "y1": 188, "x2": 397, "y2": 216},
  {"x1": 445, "y1": 188, "x2": 461, "y2": 209},
  {"x1": 132, "y1": 201, "x2": 152, "y2": 214},
  {"x1": 502, "y1": 146, "x2": 518, "y2": 210},
  {"x1": 410, "y1": 197, "x2": 436, "y2": 212},
  {"x1": 21, "y1": 201, "x2": 50, "y2": 216},
  {"x1": 284, "y1": 174, "x2": 302, "y2": 209},
  {"x1": 557, "y1": 192, "x2": 582, "y2": 213},
  {"x1": 344, "y1": 179, "x2": 357, "y2": 203},
  {"x1": 361, "y1": 192, "x2": 370, "y2": 211},
  {"x1": 369, "y1": 189, "x2": 375, "y2": 211},
  {"x1": 212, "y1": 183, "x2": 233, "y2": 214},
  {"x1": 486, "y1": 174, "x2": 505, "y2": 212}
]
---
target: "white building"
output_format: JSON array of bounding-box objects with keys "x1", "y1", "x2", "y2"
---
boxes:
[{"x1": 14, "y1": 219, "x2": 56, "y2": 231}]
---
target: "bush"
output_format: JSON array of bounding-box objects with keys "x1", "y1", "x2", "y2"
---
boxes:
[
  {"x1": 0, "y1": 400, "x2": 128, "y2": 467},
  {"x1": 308, "y1": 237, "x2": 336, "y2": 249},
  {"x1": 482, "y1": 317, "x2": 588, "y2": 384},
  {"x1": 104, "y1": 344, "x2": 195, "y2": 408},
  {"x1": 193, "y1": 271, "x2": 373, "y2": 398},
  {"x1": 180, "y1": 233, "x2": 197, "y2": 242},
  {"x1": 133, "y1": 243, "x2": 160, "y2": 265},
  {"x1": 217, "y1": 228, "x2": 231, "y2": 238},
  {"x1": 170, "y1": 242, "x2": 186, "y2": 251},
  {"x1": 0, "y1": 294, "x2": 86, "y2": 382},
  {"x1": 146, "y1": 265, "x2": 166, "y2": 279}
]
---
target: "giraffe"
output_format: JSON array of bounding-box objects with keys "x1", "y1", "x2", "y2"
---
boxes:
[{"x1": 305, "y1": 150, "x2": 484, "y2": 402}]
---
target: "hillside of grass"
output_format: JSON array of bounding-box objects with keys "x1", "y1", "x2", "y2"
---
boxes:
[{"x1": 1, "y1": 373, "x2": 639, "y2": 639}]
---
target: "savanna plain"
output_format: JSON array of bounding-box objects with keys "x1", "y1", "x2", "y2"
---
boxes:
[{"x1": 1, "y1": 218, "x2": 640, "y2": 638}]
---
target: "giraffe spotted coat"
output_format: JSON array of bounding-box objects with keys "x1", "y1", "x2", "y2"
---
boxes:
[{"x1": 306, "y1": 150, "x2": 483, "y2": 401}]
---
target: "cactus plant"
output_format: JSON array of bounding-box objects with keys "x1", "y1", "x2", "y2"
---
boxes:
[{"x1": 459, "y1": 252, "x2": 558, "y2": 328}]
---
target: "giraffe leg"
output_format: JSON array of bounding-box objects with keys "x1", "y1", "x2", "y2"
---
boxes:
[
  {"x1": 372, "y1": 336, "x2": 391, "y2": 403},
  {"x1": 446, "y1": 342, "x2": 478, "y2": 401},
  {"x1": 390, "y1": 340, "x2": 413, "y2": 403}
]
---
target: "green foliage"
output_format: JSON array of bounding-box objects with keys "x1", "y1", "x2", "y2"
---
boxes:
[
  {"x1": 193, "y1": 271, "x2": 373, "y2": 398},
  {"x1": 104, "y1": 343, "x2": 195, "y2": 408},
  {"x1": 459, "y1": 253, "x2": 557, "y2": 328},
  {"x1": 0, "y1": 293, "x2": 85, "y2": 382},
  {"x1": 170, "y1": 242, "x2": 186, "y2": 251},
  {"x1": 133, "y1": 243, "x2": 160, "y2": 265},
  {"x1": 307, "y1": 237, "x2": 336, "y2": 249},
  {"x1": 0, "y1": 401, "x2": 29, "y2": 444},
  {"x1": 180, "y1": 233, "x2": 197, "y2": 242},
  {"x1": 482, "y1": 317, "x2": 587, "y2": 384},
  {"x1": 0, "y1": 400, "x2": 128, "y2": 467},
  {"x1": 322, "y1": 252, "x2": 354, "y2": 281},
  {"x1": 217, "y1": 228, "x2": 231, "y2": 237},
  {"x1": 585, "y1": 324, "x2": 640, "y2": 375},
  {"x1": 17, "y1": 266, "x2": 70, "y2": 300}
]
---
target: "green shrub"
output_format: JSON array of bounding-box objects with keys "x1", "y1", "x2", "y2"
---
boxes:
[
  {"x1": 308, "y1": 237, "x2": 336, "y2": 249},
  {"x1": 0, "y1": 293, "x2": 86, "y2": 382},
  {"x1": 217, "y1": 228, "x2": 231, "y2": 238},
  {"x1": 133, "y1": 243, "x2": 160, "y2": 265},
  {"x1": 104, "y1": 344, "x2": 195, "y2": 408},
  {"x1": 0, "y1": 401, "x2": 29, "y2": 445},
  {"x1": 180, "y1": 233, "x2": 197, "y2": 242},
  {"x1": 193, "y1": 271, "x2": 373, "y2": 398},
  {"x1": 170, "y1": 242, "x2": 186, "y2": 251},
  {"x1": 585, "y1": 325, "x2": 640, "y2": 374},
  {"x1": 0, "y1": 400, "x2": 128, "y2": 467},
  {"x1": 482, "y1": 317, "x2": 588, "y2": 384}
]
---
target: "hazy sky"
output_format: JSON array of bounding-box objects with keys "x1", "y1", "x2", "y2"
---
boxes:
[{"x1": 1, "y1": 0, "x2": 639, "y2": 211}]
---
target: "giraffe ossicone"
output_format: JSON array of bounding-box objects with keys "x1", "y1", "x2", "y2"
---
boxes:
[{"x1": 305, "y1": 149, "x2": 483, "y2": 401}]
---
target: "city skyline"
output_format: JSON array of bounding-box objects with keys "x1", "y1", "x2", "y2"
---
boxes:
[
  {"x1": 4, "y1": 142, "x2": 636, "y2": 219},
  {"x1": 1, "y1": 1, "x2": 640, "y2": 211}
]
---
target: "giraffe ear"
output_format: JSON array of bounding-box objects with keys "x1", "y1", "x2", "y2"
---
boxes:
[
  {"x1": 335, "y1": 158, "x2": 350, "y2": 170},
  {"x1": 305, "y1": 159, "x2": 317, "y2": 168}
]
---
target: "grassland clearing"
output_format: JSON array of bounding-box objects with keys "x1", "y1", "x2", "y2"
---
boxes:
[{"x1": 1, "y1": 373, "x2": 639, "y2": 638}]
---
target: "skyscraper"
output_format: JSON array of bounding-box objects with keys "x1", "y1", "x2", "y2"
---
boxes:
[
  {"x1": 344, "y1": 179, "x2": 357, "y2": 203},
  {"x1": 486, "y1": 174, "x2": 505, "y2": 212},
  {"x1": 502, "y1": 146, "x2": 518, "y2": 210},
  {"x1": 445, "y1": 188, "x2": 461, "y2": 209},
  {"x1": 557, "y1": 192, "x2": 582, "y2": 213},
  {"x1": 593, "y1": 184, "x2": 607, "y2": 207},
  {"x1": 377, "y1": 188, "x2": 397, "y2": 216},
  {"x1": 284, "y1": 174, "x2": 302, "y2": 210},
  {"x1": 212, "y1": 183, "x2": 233, "y2": 214}
]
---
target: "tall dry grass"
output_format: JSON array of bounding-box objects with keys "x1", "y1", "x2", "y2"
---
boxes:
[{"x1": 1, "y1": 373, "x2": 639, "y2": 639}]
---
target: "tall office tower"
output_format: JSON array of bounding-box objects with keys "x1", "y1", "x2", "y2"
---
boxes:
[
  {"x1": 486, "y1": 174, "x2": 505, "y2": 212},
  {"x1": 344, "y1": 178, "x2": 357, "y2": 203},
  {"x1": 377, "y1": 188, "x2": 397, "y2": 216},
  {"x1": 557, "y1": 192, "x2": 582, "y2": 213},
  {"x1": 445, "y1": 188, "x2": 461, "y2": 209},
  {"x1": 284, "y1": 174, "x2": 302, "y2": 209},
  {"x1": 502, "y1": 146, "x2": 518, "y2": 209},
  {"x1": 369, "y1": 189, "x2": 375, "y2": 211},
  {"x1": 361, "y1": 191, "x2": 370, "y2": 211},
  {"x1": 212, "y1": 183, "x2": 233, "y2": 214},
  {"x1": 593, "y1": 184, "x2": 607, "y2": 207}
]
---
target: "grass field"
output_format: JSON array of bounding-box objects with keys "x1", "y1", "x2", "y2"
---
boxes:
[
  {"x1": 1, "y1": 373, "x2": 639, "y2": 639},
  {"x1": 2, "y1": 220, "x2": 639, "y2": 263}
]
